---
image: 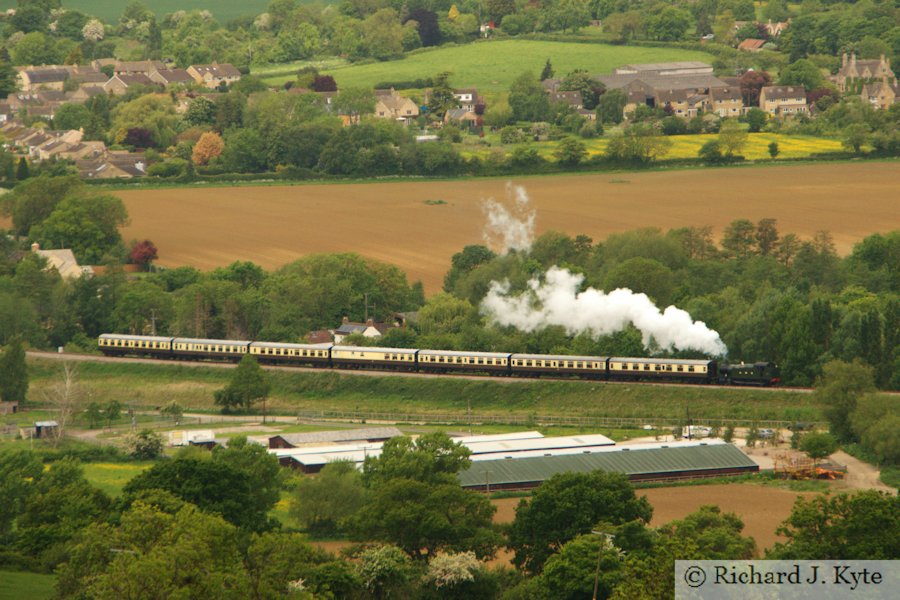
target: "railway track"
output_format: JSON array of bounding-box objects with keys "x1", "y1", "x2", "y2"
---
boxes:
[{"x1": 27, "y1": 351, "x2": 813, "y2": 393}]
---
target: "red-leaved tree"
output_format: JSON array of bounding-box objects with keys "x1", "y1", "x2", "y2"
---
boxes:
[
  {"x1": 130, "y1": 240, "x2": 158, "y2": 271},
  {"x1": 740, "y1": 70, "x2": 772, "y2": 107}
]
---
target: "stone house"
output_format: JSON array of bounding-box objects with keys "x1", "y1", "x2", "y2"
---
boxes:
[
  {"x1": 706, "y1": 87, "x2": 744, "y2": 117},
  {"x1": 831, "y1": 54, "x2": 894, "y2": 92},
  {"x1": 149, "y1": 68, "x2": 195, "y2": 87},
  {"x1": 16, "y1": 67, "x2": 69, "y2": 92},
  {"x1": 186, "y1": 63, "x2": 242, "y2": 89},
  {"x1": 373, "y1": 89, "x2": 419, "y2": 125},
  {"x1": 103, "y1": 74, "x2": 157, "y2": 95},
  {"x1": 759, "y1": 85, "x2": 808, "y2": 116},
  {"x1": 31, "y1": 243, "x2": 93, "y2": 279},
  {"x1": 860, "y1": 78, "x2": 899, "y2": 110}
]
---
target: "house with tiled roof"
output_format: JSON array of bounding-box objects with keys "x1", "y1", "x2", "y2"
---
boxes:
[
  {"x1": 831, "y1": 54, "x2": 894, "y2": 92},
  {"x1": 453, "y1": 88, "x2": 483, "y2": 112},
  {"x1": 861, "y1": 78, "x2": 899, "y2": 110},
  {"x1": 759, "y1": 85, "x2": 808, "y2": 116},
  {"x1": 103, "y1": 73, "x2": 157, "y2": 95},
  {"x1": 373, "y1": 89, "x2": 419, "y2": 125},
  {"x1": 149, "y1": 68, "x2": 195, "y2": 87},
  {"x1": 31, "y1": 243, "x2": 93, "y2": 279},
  {"x1": 187, "y1": 63, "x2": 241, "y2": 89},
  {"x1": 738, "y1": 38, "x2": 767, "y2": 52},
  {"x1": 706, "y1": 86, "x2": 744, "y2": 117},
  {"x1": 114, "y1": 60, "x2": 166, "y2": 75},
  {"x1": 332, "y1": 316, "x2": 399, "y2": 343},
  {"x1": 17, "y1": 67, "x2": 69, "y2": 92}
]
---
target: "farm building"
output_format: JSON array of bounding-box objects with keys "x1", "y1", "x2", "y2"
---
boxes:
[
  {"x1": 457, "y1": 440, "x2": 759, "y2": 491},
  {"x1": 272, "y1": 431, "x2": 615, "y2": 473},
  {"x1": 268, "y1": 426, "x2": 404, "y2": 449}
]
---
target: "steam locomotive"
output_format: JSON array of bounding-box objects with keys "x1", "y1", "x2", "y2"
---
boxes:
[{"x1": 98, "y1": 334, "x2": 781, "y2": 386}]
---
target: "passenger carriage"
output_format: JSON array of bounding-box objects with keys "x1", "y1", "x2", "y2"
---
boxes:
[
  {"x1": 607, "y1": 357, "x2": 716, "y2": 383},
  {"x1": 417, "y1": 350, "x2": 511, "y2": 374},
  {"x1": 98, "y1": 334, "x2": 174, "y2": 358},
  {"x1": 330, "y1": 346, "x2": 419, "y2": 371},
  {"x1": 250, "y1": 342, "x2": 332, "y2": 366},
  {"x1": 171, "y1": 338, "x2": 251, "y2": 362},
  {"x1": 509, "y1": 354, "x2": 609, "y2": 378}
]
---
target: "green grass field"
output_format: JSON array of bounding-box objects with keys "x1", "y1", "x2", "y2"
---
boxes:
[
  {"x1": 0, "y1": 0, "x2": 274, "y2": 23},
  {"x1": 81, "y1": 462, "x2": 155, "y2": 496},
  {"x1": 27, "y1": 358, "x2": 825, "y2": 424},
  {"x1": 0, "y1": 571, "x2": 55, "y2": 600},
  {"x1": 257, "y1": 39, "x2": 715, "y2": 99}
]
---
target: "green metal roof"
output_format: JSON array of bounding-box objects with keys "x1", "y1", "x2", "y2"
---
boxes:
[{"x1": 458, "y1": 443, "x2": 757, "y2": 488}]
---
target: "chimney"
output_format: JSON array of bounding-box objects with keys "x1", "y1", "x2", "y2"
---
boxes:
[
  {"x1": 366, "y1": 318, "x2": 374, "y2": 327},
  {"x1": 31, "y1": 242, "x2": 40, "y2": 252},
  {"x1": 342, "y1": 316, "x2": 349, "y2": 324}
]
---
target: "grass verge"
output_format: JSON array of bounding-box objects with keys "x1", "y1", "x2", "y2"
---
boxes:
[{"x1": 0, "y1": 570, "x2": 55, "y2": 600}]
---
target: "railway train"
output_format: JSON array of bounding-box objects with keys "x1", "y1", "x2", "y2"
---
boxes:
[{"x1": 98, "y1": 334, "x2": 781, "y2": 386}]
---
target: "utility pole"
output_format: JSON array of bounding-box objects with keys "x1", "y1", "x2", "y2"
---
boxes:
[
  {"x1": 364, "y1": 293, "x2": 368, "y2": 322},
  {"x1": 150, "y1": 309, "x2": 157, "y2": 336}
]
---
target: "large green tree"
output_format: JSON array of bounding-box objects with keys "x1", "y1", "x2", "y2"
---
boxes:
[
  {"x1": 30, "y1": 193, "x2": 129, "y2": 264},
  {"x1": 214, "y1": 354, "x2": 270, "y2": 413},
  {"x1": 508, "y1": 71, "x2": 550, "y2": 122},
  {"x1": 508, "y1": 471, "x2": 653, "y2": 573},
  {"x1": 769, "y1": 491, "x2": 899, "y2": 559},
  {"x1": 815, "y1": 359, "x2": 877, "y2": 442},
  {"x1": 0, "y1": 337, "x2": 28, "y2": 404}
]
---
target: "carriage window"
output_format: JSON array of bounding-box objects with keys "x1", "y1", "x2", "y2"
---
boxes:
[{"x1": 688, "y1": 366, "x2": 695, "y2": 372}]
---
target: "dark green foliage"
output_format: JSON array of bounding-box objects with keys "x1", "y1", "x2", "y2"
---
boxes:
[
  {"x1": 214, "y1": 354, "x2": 270, "y2": 412},
  {"x1": 0, "y1": 336, "x2": 28, "y2": 403},
  {"x1": 769, "y1": 491, "x2": 900, "y2": 559},
  {"x1": 799, "y1": 431, "x2": 839, "y2": 461},
  {"x1": 816, "y1": 360, "x2": 877, "y2": 442},
  {"x1": 508, "y1": 471, "x2": 652, "y2": 573}
]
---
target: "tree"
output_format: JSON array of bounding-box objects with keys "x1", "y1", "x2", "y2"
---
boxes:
[
  {"x1": 646, "y1": 7, "x2": 692, "y2": 41},
  {"x1": 0, "y1": 337, "x2": 28, "y2": 404},
  {"x1": 604, "y1": 124, "x2": 671, "y2": 163},
  {"x1": 815, "y1": 359, "x2": 876, "y2": 442},
  {"x1": 486, "y1": 0, "x2": 516, "y2": 25},
  {"x1": 542, "y1": 534, "x2": 623, "y2": 600},
  {"x1": 310, "y1": 74, "x2": 337, "y2": 92},
  {"x1": 159, "y1": 400, "x2": 183, "y2": 423},
  {"x1": 30, "y1": 192, "x2": 129, "y2": 264},
  {"x1": 184, "y1": 97, "x2": 216, "y2": 126},
  {"x1": 778, "y1": 59, "x2": 824, "y2": 91},
  {"x1": 427, "y1": 72, "x2": 459, "y2": 117},
  {"x1": 508, "y1": 471, "x2": 652, "y2": 573},
  {"x1": 769, "y1": 491, "x2": 899, "y2": 559},
  {"x1": 799, "y1": 431, "x2": 838, "y2": 468},
  {"x1": 721, "y1": 218, "x2": 756, "y2": 258},
  {"x1": 0, "y1": 59, "x2": 18, "y2": 100},
  {"x1": 698, "y1": 139, "x2": 724, "y2": 164},
  {"x1": 334, "y1": 87, "x2": 376, "y2": 123},
  {"x1": 353, "y1": 433, "x2": 500, "y2": 560},
  {"x1": 842, "y1": 123, "x2": 869, "y2": 153},
  {"x1": 739, "y1": 70, "x2": 771, "y2": 107},
  {"x1": 291, "y1": 460, "x2": 365, "y2": 536},
  {"x1": 744, "y1": 107, "x2": 767, "y2": 133},
  {"x1": 560, "y1": 69, "x2": 604, "y2": 109},
  {"x1": 123, "y1": 428, "x2": 164, "y2": 459},
  {"x1": 508, "y1": 71, "x2": 550, "y2": 122},
  {"x1": 541, "y1": 59, "x2": 554, "y2": 81},
  {"x1": 596, "y1": 89, "x2": 626, "y2": 124},
  {"x1": 554, "y1": 137, "x2": 587, "y2": 166},
  {"x1": 129, "y1": 239, "x2": 158, "y2": 271},
  {"x1": 82, "y1": 18, "x2": 105, "y2": 41},
  {"x1": 214, "y1": 354, "x2": 270, "y2": 412},
  {"x1": 718, "y1": 120, "x2": 748, "y2": 157},
  {"x1": 16, "y1": 158, "x2": 29, "y2": 182},
  {"x1": 192, "y1": 131, "x2": 225, "y2": 166},
  {"x1": 768, "y1": 141, "x2": 780, "y2": 158},
  {"x1": 406, "y1": 8, "x2": 441, "y2": 47},
  {"x1": 355, "y1": 545, "x2": 417, "y2": 599}
]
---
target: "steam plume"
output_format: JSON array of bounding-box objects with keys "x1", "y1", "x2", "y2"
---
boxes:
[
  {"x1": 482, "y1": 182, "x2": 536, "y2": 254},
  {"x1": 481, "y1": 267, "x2": 728, "y2": 356}
]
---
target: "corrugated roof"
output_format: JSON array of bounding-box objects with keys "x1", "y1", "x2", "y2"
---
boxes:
[
  {"x1": 458, "y1": 442, "x2": 757, "y2": 487},
  {"x1": 271, "y1": 426, "x2": 403, "y2": 446},
  {"x1": 463, "y1": 433, "x2": 615, "y2": 454},
  {"x1": 452, "y1": 431, "x2": 544, "y2": 444}
]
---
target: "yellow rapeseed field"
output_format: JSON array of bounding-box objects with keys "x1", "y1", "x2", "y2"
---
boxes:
[{"x1": 459, "y1": 133, "x2": 843, "y2": 162}]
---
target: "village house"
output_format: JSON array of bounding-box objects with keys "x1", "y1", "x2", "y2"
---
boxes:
[
  {"x1": 77, "y1": 151, "x2": 147, "y2": 179},
  {"x1": 444, "y1": 107, "x2": 480, "y2": 129},
  {"x1": 373, "y1": 89, "x2": 419, "y2": 125},
  {"x1": 186, "y1": 63, "x2": 242, "y2": 89},
  {"x1": 737, "y1": 38, "x2": 767, "y2": 52},
  {"x1": 831, "y1": 54, "x2": 895, "y2": 92},
  {"x1": 113, "y1": 60, "x2": 166, "y2": 76},
  {"x1": 453, "y1": 88, "x2": 483, "y2": 112},
  {"x1": 149, "y1": 68, "x2": 195, "y2": 87},
  {"x1": 860, "y1": 77, "x2": 899, "y2": 110},
  {"x1": 765, "y1": 19, "x2": 790, "y2": 37},
  {"x1": 31, "y1": 243, "x2": 93, "y2": 280},
  {"x1": 706, "y1": 86, "x2": 744, "y2": 117},
  {"x1": 16, "y1": 67, "x2": 69, "y2": 92},
  {"x1": 332, "y1": 316, "x2": 399, "y2": 344},
  {"x1": 103, "y1": 73, "x2": 157, "y2": 96},
  {"x1": 614, "y1": 61, "x2": 714, "y2": 77},
  {"x1": 759, "y1": 85, "x2": 808, "y2": 116}
]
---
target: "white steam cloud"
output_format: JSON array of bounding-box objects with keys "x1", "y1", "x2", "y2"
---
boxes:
[
  {"x1": 481, "y1": 267, "x2": 728, "y2": 356},
  {"x1": 482, "y1": 182, "x2": 536, "y2": 254}
]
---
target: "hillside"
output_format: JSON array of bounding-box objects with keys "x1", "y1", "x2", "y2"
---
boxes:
[
  {"x1": 0, "y1": 0, "x2": 275, "y2": 22},
  {"x1": 256, "y1": 39, "x2": 716, "y2": 98}
]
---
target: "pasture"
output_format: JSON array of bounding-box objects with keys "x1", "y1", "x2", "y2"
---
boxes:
[
  {"x1": 0, "y1": 571, "x2": 55, "y2": 600},
  {"x1": 113, "y1": 162, "x2": 900, "y2": 294},
  {"x1": 0, "y1": 0, "x2": 274, "y2": 22},
  {"x1": 256, "y1": 39, "x2": 715, "y2": 98}
]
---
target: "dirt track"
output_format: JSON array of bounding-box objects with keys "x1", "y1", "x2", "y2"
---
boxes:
[{"x1": 114, "y1": 163, "x2": 900, "y2": 294}]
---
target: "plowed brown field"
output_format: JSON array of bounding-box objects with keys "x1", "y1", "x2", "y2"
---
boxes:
[
  {"x1": 112, "y1": 163, "x2": 899, "y2": 294},
  {"x1": 492, "y1": 483, "x2": 818, "y2": 551}
]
